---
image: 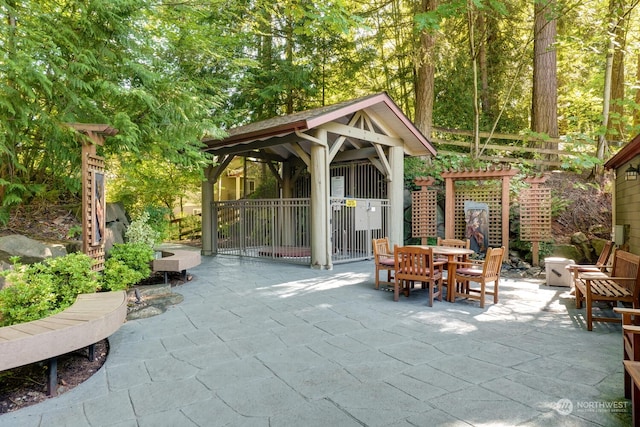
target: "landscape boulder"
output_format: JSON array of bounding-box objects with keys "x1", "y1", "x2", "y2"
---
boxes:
[
  {"x1": 571, "y1": 232, "x2": 594, "y2": 262},
  {"x1": 0, "y1": 234, "x2": 67, "y2": 265},
  {"x1": 104, "y1": 202, "x2": 129, "y2": 253}
]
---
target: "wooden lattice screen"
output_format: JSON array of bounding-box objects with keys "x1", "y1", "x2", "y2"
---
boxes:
[
  {"x1": 71, "y1": 123, "x2": 118, "y2": 272},
  {"x1": 411, "y1": 177, "x2": 437, "y2": 242},
  {"x1": 519, "y1": 176, "x2": 552, "y2": 265},
  {"x1": 453, "y1": 182, "x2": 503, "y2": 247},
  {"x1": 519, "y1": 177, "x2": 552, "y2": 242}
]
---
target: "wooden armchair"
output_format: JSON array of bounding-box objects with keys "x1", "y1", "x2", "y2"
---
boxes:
[
  {"x1": 372, "y1": 237, "x2": 395, "y2": 289},
  {"x1": 452, "y1": 246, "x2": 505, "y2": 308},
  {"x1": 393, "y1": 245, "x2": 445, "y2": 306},
  {"x1": 568, "y1": 240, "x2": 615, "y2": 286},
  {"x1": 613, "y1": 307, "x2": 640, "y2": 401},
  {"x1": 436, "y1": 237, "x2": 471, "y2": 250},
  {"x1": 575, "y1": 250, "x2": 640, "y2": 331}
]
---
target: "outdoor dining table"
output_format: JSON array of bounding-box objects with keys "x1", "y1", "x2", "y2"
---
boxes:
[{"x1": 410, "y1": 245, "x2": 475, "y2": 302}]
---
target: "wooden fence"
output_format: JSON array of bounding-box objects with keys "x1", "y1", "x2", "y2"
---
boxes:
[{"x1": 431, "y1": 127, "x2": 600, "y2": 168}]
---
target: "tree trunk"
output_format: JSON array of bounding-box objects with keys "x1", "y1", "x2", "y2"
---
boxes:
[
  {"x1": 478, "y1": 12, "x2": 490, "y2": 116},
  {"x1": 636, "y1": 52, "x2": 640, "y2": 127},
  {"x1": 597, "y1": 38, "x2": 614, "y2": 162},
  {"x1": 607, "y1": 0, "x2": 627, "y2": 142},
  {"x1": 414, "y1": 0, "x2": 438, "y2": 139},
  {"x1": 468, "y1": 0, "x2": 480, "y2": 157},
  {"x1": 531, "y1": 0, "x2": 559, "y2": 165}
]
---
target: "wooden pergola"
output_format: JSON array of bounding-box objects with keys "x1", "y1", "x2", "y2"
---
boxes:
[{"x1": 441, "y1": 166, "x2": 518, "y2": 256}]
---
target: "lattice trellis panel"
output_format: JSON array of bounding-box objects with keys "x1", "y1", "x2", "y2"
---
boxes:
[
  {"x1": 454, "y1": 183, "x2": 503, "y2": 247},
  {"x1": 73, "y1": 123, "x2": 117, "y2": 273},
  {"x1": 411, "y1": 189, "x2": 437, "y2": 238},
  {"x1": 86, "y1": 154, "x2": 106, "y2": 271},
  {"x1": 519, "y1": 186, "x2": 552, "y2": 241}
]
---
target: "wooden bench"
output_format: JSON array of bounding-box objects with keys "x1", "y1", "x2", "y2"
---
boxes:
[
  {"x1": 152, "y1": 249, "x2": 201, "y2": 283},
  {"x1": 0, "y1": 290, "x2": 127, "y2": 396},
  {"x1": 624, "y1": 360, "x2": 640, "y2": 426},
  {"x1": 575, "y1": 250, "x2": 640, "y2": 331}
]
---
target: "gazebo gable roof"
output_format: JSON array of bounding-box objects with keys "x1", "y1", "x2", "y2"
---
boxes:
[{"x1": 202, "y1": 92, "x2": 436, "y2": 161}]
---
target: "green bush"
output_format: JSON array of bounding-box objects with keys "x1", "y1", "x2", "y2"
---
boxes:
[
  {"x1": 143, "y1": 205, "x2": 171, "y2": 242},
  {"x1": 101, "y1": 242, "x2": 154, "y2": 291},
  {"x1": 126, "y1": 211, "x2": 160, "y2": 249},
  {"x1": 0, "y1": 253, "x2": 99, "y2": 326}
]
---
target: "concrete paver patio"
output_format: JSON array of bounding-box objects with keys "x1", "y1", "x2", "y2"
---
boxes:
[{"x1": 0, "y1": 250, "x2": 632, "y2": 426}]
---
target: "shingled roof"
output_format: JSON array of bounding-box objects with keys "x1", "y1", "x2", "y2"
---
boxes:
[{"x1": 202, "y1": 92, "x2": 436, "y2": 161}]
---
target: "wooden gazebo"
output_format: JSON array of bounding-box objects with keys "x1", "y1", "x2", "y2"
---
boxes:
[{"x1": 200, "y1": 93, "x2": 437, "y2": 269}]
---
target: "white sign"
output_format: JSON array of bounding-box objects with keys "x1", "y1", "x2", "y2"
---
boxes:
[{"x1": 331, "y1": 176, "x2": 345, "y2": 198}]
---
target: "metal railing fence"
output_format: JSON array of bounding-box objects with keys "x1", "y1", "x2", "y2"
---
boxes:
[{"x1": 212, "y1": 198, "x2": 389, "y2": 265}]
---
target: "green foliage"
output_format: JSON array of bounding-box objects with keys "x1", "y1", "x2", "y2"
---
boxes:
[
  {"x1": 101, "y1": 242, "x2": 154, "y2": 291},
  {"x1": 0, "y1": 0, "x2": 219, "y2": 217},
  {"x1": 67, "y1": 225, "x2": 82, "y2": 239},
  {"x1": 0, "y1": 253, "x2": 99, "y2": 326},
  {"x1": 551, "y1": 193, "x2": 572, "y2": 217},
  {"x1": 249, "y1": 175, "x2": 279, "y2": 199},
  {"x1": 38, "y1": 253, "x2": 99, "y2": 307},
  {"x1": 168, "y1": 215, "x2": 201, "y2": 241},
  {"x1": 404, "y1": 154, "x2": 505, "y2": 190},
  {"x1": 510, "y1": 240, "x2": 554, "y2": 263},
  {"x1": 101, "y1": 259, "x2": 145, "y2": 292},
  {"x1": 107, "y1": 153, "x2": 205, "y2": 224},
  {"x1": 142, "y1": 206, "x2": 171, "y2": 243},
  {"x1": 125, "y1": 211, "x2": 160, "y2": 249}
]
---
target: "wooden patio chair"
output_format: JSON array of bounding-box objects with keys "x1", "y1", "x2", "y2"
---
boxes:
[
  {"x1": 452, "y1": 246, "x2": 505, "y2": 308},
  {"x1": 613, "y1": 307, "x2": 640, "y2": 401},
  {"x1": 393, "y1": 245, "x2": 445, "y2": 306},
  {"x1": 568, "y1": 240, "x2": 615, "y2": 286},
  {"x1": 372, "y1": 237, "x2": 395, "y2": 289}
]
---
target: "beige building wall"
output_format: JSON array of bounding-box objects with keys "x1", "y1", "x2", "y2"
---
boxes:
[{"x1": 614, "y1": 155, "x2": 640, "y2": 254}]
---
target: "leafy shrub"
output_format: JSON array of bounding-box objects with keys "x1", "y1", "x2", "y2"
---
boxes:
[
  {"x1": 143, "y1": 205, "x2": 171, "y2": 242},
  {"x1": 126, "y1": 211, "x2": 160, "y2": 249},
  {"x1": 0, "y1": 253, "x2": 99, "y2": 326},
  {"x1": 101, "y1": 242, "x2": 154, "y2": 291}
]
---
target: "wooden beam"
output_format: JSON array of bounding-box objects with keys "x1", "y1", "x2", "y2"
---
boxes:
[
  {"x1": 318, "y1": 122, "x2": 403, "y2": 147},
  {"x1": 373, "y1": 144, "x2": 392, "y2": 180},
  {"x1": 291, "y1": 142, "x2": 311, "y2": 167}
]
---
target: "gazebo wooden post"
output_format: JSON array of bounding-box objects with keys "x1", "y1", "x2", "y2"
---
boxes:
[
  {"x1": 388, "y1": 145, "x2": 404, "y2": 249},
  {"x1": 202, "y1": 165, "x2": 215, "y2": 256},
  {"x1": 310, "y1": 129, "x2": 331, "y2": 270}
]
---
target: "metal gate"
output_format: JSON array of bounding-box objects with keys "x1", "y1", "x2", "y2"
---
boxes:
[
  {"x1": 331, "y1": 198, "x2": 389, "y2": 263},
  {"x1": 211, "y1": 198, "x2": 389, "y2": 265}
]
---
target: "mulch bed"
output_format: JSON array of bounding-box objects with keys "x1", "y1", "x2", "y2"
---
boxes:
[{"x1": 0, "y1": 339, "x2": 108, "y2": 414}]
